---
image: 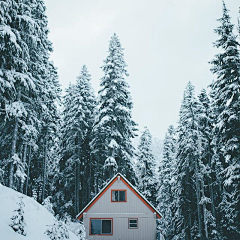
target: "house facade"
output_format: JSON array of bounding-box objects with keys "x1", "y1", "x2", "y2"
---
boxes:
[{"x1": 77, "y1": 173, "x2": 161, "y2": 240}]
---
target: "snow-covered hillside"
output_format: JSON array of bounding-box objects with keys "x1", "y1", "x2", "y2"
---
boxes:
[{"x1": 0, "y1": 184, "x2": 80, "y2": 240}]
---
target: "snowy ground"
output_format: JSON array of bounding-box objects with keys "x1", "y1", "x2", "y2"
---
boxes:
[{"x1": 0, "y1": 184, "x2": 79, "y2": 240}]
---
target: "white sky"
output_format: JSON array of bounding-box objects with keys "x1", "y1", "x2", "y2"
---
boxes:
[{"x1": 45, "y1": 0, "x2": 239, "y2": 139}]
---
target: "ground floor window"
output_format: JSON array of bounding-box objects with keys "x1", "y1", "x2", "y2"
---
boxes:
[
  {"x1": 128, "y1": 218, "x2": 138, "y2": 229},
  {"x1": 90, "y1": 218, "x2": 112, "y2": 235}
]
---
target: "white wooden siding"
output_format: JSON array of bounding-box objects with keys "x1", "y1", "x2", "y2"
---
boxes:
[
  {"x1": 84, "y1": 213, "x2": 156, "y2": 240},
  {"x1": 87, "y1": 178, "x2": 154, "y2": 214}
]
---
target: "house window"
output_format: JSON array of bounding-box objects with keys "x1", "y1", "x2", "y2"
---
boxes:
[
  {"x1": 90, "y1": 219, "x2": 112, "y2": 235},
  {"x1": 111, "y1": 190, "x2": 127, "y2": 202},
  {"x1": 128, "y1": 218, "x2": 138, "y2": 229}
]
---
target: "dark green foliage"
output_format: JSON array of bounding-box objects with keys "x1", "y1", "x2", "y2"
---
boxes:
[
  {"x1": 136, "y1": 127, "x2": 157, "y2": 206},
  {"x1": 10, "y1": 197, "x2": 27, "y2": 236},
  {"x1": 157, "y1": 125, "x2": 177, "y2": 240},
  {"x1": 58, "y1": 65, "x2": 96, "y2": 217},
  {"x1": 45, "y1": 220, "x2": 69, "y2": 240},
  {"x1": 0, "y1": 0, "x2": 61, "y2": 206},
  {"x1": 91, "y1": 33, "x2": 137, "y2": 189},
  {"x1": 174, "y1": 82, "x2": 201, "y2": 240},
  {"x1": 210, "y1": 1, "x2": 240, "y2": 239}
]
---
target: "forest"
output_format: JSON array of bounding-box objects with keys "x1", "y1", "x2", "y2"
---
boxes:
[{"x1": 0, "y1": 0, "x2": 239, "y2": 240}]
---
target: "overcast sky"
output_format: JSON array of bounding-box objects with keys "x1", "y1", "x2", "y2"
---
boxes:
[{"x1": 45, "y1": 0, "x2": 239, "y2": 139}]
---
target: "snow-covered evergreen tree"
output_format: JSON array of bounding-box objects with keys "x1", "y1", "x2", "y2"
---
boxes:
[
  {"x1": 43, "y1": 196, "x2": 55, "y2": 215},
  {"x1": 61, "y1": 213, "x2": 86, "y2": 240},
  {"x1": 45, "y1": 220, "x2": 69, "y2": 240},
  {"x1": 0, "y1": 0, "x2": 61, "y2": 199},
  {"x1": 210, "y1": 2, "x2": 240, "y2": 239},
  {"x1": 9, "y1": 197, "x2": 27, "y2": 236},
  {"x1": 33, "y1": 61, "x2": 61, "y2": 203},
  {"x1": 174, "y1": 82, "x2": 204, "y2": 240},
  {"x1": 157, "y1": 125, "x2": 177, "y2": 240},
  {"x1": 198, "y1": 89, "x2": 221, "y2": 240},
  {"x1": 91, "y1": 33, "x2": 137, "y2": 189},
  {"x1": 0, "y1": 0, "x2": 38, "y2": 189},
  {"x1": 59, "y1": 65, "x2": 96, "y2": 216},
  {"x1": 136, "y1": 127, "x2": 157, "y2": 206}
]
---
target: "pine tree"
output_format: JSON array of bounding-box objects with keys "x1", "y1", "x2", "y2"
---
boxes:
[
  {"x1": 43, "y1": 196, "x2": 55, "y2": 215},
  {"x1": 174, "y1": 82, "x2": 204, "y2": 240},
  {"x1": 136, "y1": 127, "x2": 157, "y2": 206},
  {"x1": 0, "y1": 0, "x2": 38, "y2": 189},
  {"x1": 0, "y1": 0, "x2": 61, "y2": 197},
  {"x1": 27, "y1": 0, "x2": 62, "y2": 201},
  {"x1": 75, "y1": 65, "x2": 96, "y2": 209},
  {"x1": 61, "y1": 214, "x2": 86, "y2": 240},
  {"x1": 10, "y1": 197, "x2": 27, "y2": 236},
  {"x1": 157, "y1": 125, "x2": 177, "y2": 240},
  {"x1": 210, "y1": 1, "x2": 240, "y2": 239},
  {"x1": 59, "y1": 65, "x2": 96, "y2": 216},
  {"x1": 198, "y1": 89, "x2": 221, "y2": 239},
  {"x1": 45, "y1": 220, "x2": 69, "y2": 240},
  {"x1": 91, "y1": 33, "x2": 137, "y2": 190},
  {"x1": 29, "y1": 61, "x2": 61, "y2": 202}
]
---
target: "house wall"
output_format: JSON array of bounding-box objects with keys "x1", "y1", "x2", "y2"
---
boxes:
[
  {"x1": 87, "y1": 177, "x2": 154, "y2": 214},
  {"x1": 83, "y1": 178, "x2": 157, "y2": 240}
]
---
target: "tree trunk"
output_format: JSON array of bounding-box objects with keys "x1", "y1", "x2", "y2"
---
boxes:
[
  {"x1": 201, "y1": 179, "x2": 208, "y2": 239},
  {"x1": 25, "y1": 146, "x2": 32, "y2": 195},
  {"x1": 96, "y1": 155, "x2": 100, "y2": 193},
  {"x1": 83, "y1": 158, "x2": 88, "y2": 208},
  {"x1": 74, "y1": 161, "x2": 77, "y2": 215},
  {"x1": 88, "y1": 157, "x2": 91, "y2": 202},
  {"x1": 9, "y1": 116, "x2": 19, "y2": 188},
  {"x1": 208, "y1": 143, "x2": 216, "y2": 219},
  {"x1": 80, "y1": 166, "x2": 84, "y2": 211},
  {"x1": 9, "y1": 91, "x2": 22, "y2": 188},
  {"x1": 42, "y1": 136, "x2": 48, "y2": 202},
  {"x1": 188, "y1": 210, "x2": 192, "y2": 240},
  {"x1": 74, "y1": 161, "x2": 80, "y2": 215},
  {"x1": 195, "y1": 158, "x2": 203, "y2": 240},
  {"x1": 20, "y1": 144, "x2": 28, "y2": 193}
]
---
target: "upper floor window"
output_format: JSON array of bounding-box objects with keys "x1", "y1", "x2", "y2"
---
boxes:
[{"x1": 111, "y1": 190, "x2": 127, "y2": 202}]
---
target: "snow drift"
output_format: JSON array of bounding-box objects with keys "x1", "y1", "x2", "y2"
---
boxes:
[{"x1": 0, "y1": 184, "x2": 80, "y2": 240}]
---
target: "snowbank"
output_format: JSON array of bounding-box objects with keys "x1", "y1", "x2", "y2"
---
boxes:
[{"x1": 0, "y1": 184, "x2": 79, "y2": 240}]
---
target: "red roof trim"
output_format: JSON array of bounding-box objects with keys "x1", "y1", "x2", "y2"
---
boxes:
[
  {"x1": 77, "y1": 173, "x2": 161, "y2": 220},
  {"x1": 77, "y1": 177, "x2": 118, "y2": 220},
  {"x1": 120, "y1": 177, "x2": 161, "y2": 219}
]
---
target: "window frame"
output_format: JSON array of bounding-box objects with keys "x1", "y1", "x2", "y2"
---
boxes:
[
  {"x1": 111, "y1": 189, "x2": 127, "y2": 202},
  {"x1": 89, "y1": 218, "x2": 113, "y2": 236},
  {"x1": 128, "y1": 218, "x2": 138, "y2": 229}
]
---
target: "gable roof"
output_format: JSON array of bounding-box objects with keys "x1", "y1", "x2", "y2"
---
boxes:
[{"x1": 76, "y1": 173, "x2": 161, "y2": 219}]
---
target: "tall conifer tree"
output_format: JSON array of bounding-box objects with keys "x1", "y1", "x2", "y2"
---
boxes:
[
  {"x1": 136, "y1": 127, "x2": 157, "y2": 206},
  {"x1": 174, "y1": 82, "x2": 204, "y2": 240},
  {"x1": 210, "y1": 2, "x2": 240, "y2": 238},
  {"x1": 198, "y1": 89, "x2": 221, "y2": 239},
  {"x1": 0, "y1": 0, "x2": 61, "y2": 195},
  {"x1": 59, "y1": 65, "x2": 96, "y2": 216},
  {"x1": 91, "y1": 34, "x2": 137, "y2": 189},
  {"x1": 158, "y1": 125, "x2": 177, "y2": 240}
]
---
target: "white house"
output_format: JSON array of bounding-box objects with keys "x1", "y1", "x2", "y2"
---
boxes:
[{"x1": 77, "y1": 173, "x2": 161, "y2": 240}]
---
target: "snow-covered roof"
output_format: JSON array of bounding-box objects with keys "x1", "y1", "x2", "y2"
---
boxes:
[{"x1": 76, "y1": 172, "x2": 161, "y2": 219}]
